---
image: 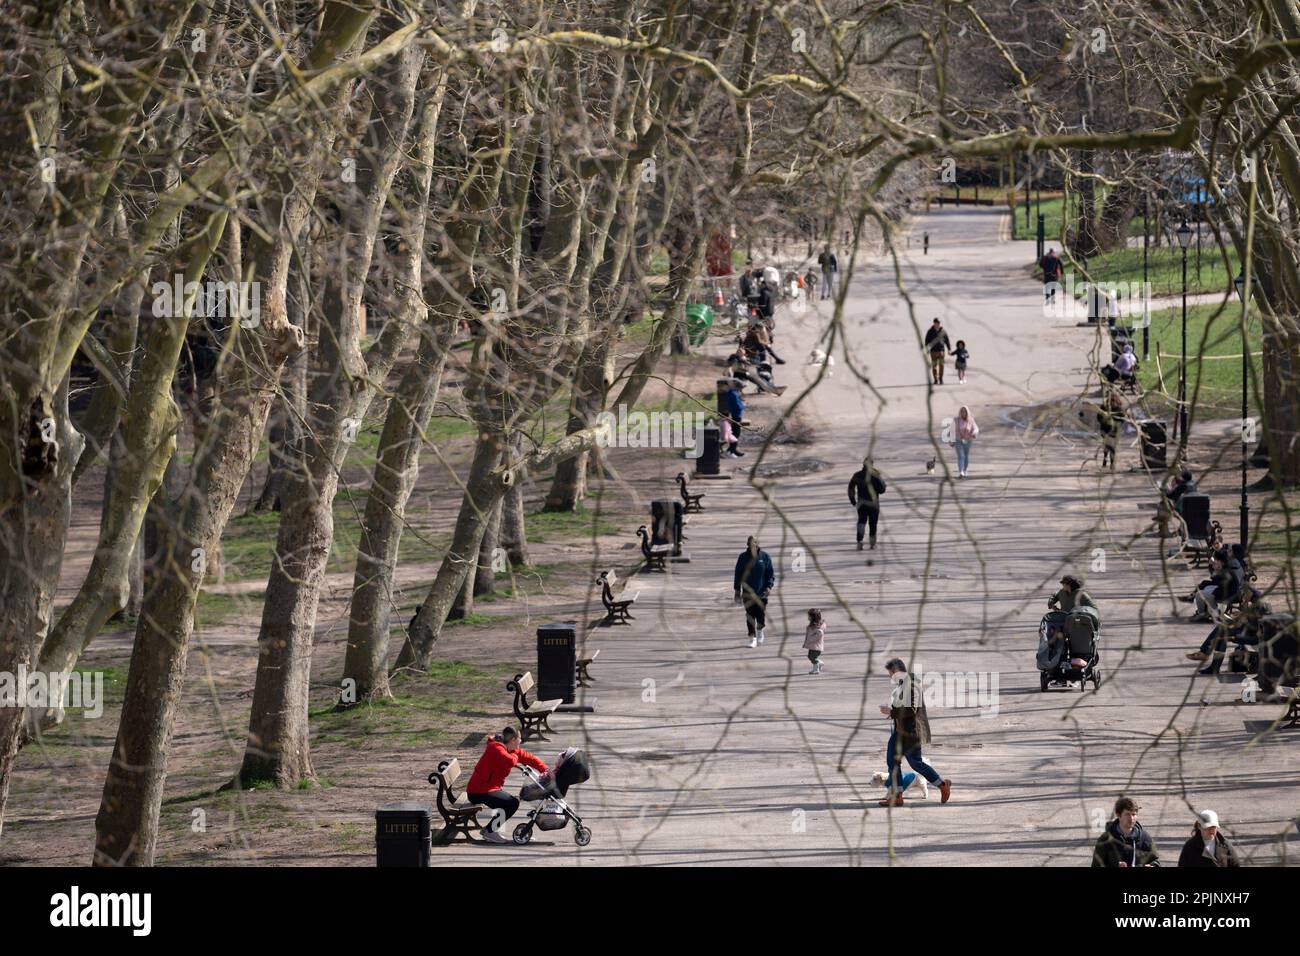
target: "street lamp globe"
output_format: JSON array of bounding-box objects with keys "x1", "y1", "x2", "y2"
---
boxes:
[
  {"x1": 1176, "y1": 219, "x2": 1194, "y2": 249},
  {"x1": 1234, "y1": 270, "x2": 1247, "y2": 302}
]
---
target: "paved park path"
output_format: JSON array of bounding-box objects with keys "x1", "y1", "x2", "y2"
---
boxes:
[{"x1": 438, "y1": 208, "x2": 1297, "y2": 866}]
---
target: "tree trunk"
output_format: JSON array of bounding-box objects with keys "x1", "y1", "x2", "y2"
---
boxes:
[
  {"x1": 92, "y1": 0, "x2": 381, "y2": 860},
  {"x1": 498, "y1": 435, "x2": 531, "y2": 568},
  {"x1": 237, "y1": 34, "x2": 424, "y2": 788},
  {"x1": 1094, "y1": 180, "x2": 1140, "y2": 253},
  {"x1": 543, "y1": 336, "x2": 613, "y2": 511},
  {"x1": 341, "y1": 322, "x2": 453, "y2": 705},
  {"x1": 395, "y1": 430, "x2": 506, "y2": 671}
]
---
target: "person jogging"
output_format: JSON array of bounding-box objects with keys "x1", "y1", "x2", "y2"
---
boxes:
[
  {"x1": 847, "y1": 456, "x2": 887, "y2": 551},
  {"x1": 733, "y1": 536, "x2": 775, "y2": 648}
]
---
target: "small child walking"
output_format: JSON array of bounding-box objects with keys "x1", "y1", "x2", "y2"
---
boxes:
[
  {"x1": 803, "y1": 608, "x2": 826, "y2": 674},
  {"x1": 954, "y1": 340, "x2": 970, "y2": 384}
]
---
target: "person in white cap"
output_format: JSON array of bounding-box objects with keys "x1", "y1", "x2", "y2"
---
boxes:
[{"x1": 1177, "y1": 809, "x2": 1239, "y2": 867}]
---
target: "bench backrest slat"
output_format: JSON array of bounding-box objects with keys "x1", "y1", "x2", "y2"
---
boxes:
[
  {"x1": 441, "y1": 758, "x2": 460, "y2": 786},
  {"x1": 517, "y1": 671, "x2": 535, "y2": 695}
]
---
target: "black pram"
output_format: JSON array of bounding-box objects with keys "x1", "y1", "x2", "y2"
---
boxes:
[
  {"x1": 1037, "y1": 607, "x2": 1101, "y2": 691},
  {"x1": 512, "y1": 748, "x2": 592, "y2": 846}
]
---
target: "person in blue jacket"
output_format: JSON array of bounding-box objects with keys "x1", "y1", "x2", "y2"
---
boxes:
[
  {"x1": 720, "y1": 381, "x2": 747, "y2": 457},
  {"x1": 734, "y1": 536, "x2": 776, "y2": 648}
]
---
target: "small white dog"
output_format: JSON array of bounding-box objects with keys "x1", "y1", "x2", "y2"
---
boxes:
[
  {"x1": 807, "y1": 348, "x2": 835, "y2": 376},
  {"x1": 870, "y1": 770, "x2": 928, "y2": 798}
]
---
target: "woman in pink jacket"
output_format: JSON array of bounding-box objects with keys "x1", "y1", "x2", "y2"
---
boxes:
[{"x1": 953, "y1": 405, "x2": 979, "y2": 478}]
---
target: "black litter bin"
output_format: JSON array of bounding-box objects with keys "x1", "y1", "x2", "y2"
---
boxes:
[
  {"x1": 651, "y1": 499, "x2": 684, "y2": 556},
  {"x1": 1139, "y1": 419, "x2": 1167, "y2": 469},
  {"x1": 375, "y1": 803, "x2": 431, "y2": 867},
  {"x1": 537, "y1": 621, "x2": 577, "y2": 704},
  {"x1": 696, "y1": 422, "x2": 721, "y2": 475}
]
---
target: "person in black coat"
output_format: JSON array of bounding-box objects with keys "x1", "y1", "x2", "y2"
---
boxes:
[
  {"x1": 924, "y1": 318, "x2": 953, "y2": 385},
  {"x1": 847, "y1": 457, "x2": 887, "y2": 551},
  {"x1": 1092, "y1": 796, "x2": 1160, "y2": 867},
  {"x1": 1177, "y1": 810, "x2": 1239, "y2": 867}
]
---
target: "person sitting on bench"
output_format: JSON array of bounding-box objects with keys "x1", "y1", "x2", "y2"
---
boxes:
[
  {"x1": 1182, "y1": 549, "x2": 1243, "y2": 623},
  {"x1": 726, "y1": 347, "x2": 786, "y2": 395},
  {"x1": 1164, "y1": 469, "x2": 1197, "y2": 510},
  {"x1": 1114, "y1": 344, "x2": 1137, "y2": 384},
  {"x1": 743, "y1": 320, "x2": 785, "y2": 365},
  {"x1": 1188, "y1": 589, "x2": 1269, "y2": 675},
  {"x1": 465, "y1": 726, "x2": 548, "y2": 844}
]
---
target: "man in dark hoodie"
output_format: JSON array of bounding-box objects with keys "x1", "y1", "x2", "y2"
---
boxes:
[
  {"x1": 734, "y1": 536, "x2": 776, "y2": 649},
  {"x1": 847, "y1": 456, "x2": 887, "y2": 550},
  {"x1": 1092, "y1": 796, "x2": 1160, "y2": 867}
]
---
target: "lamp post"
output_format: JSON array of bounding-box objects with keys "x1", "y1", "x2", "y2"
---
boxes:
[
  {"x1": 1234, "y1": 270, "x2": 1252, "y2": 549},
  {"x1": 1175, "y1": 218, "x2": 1194, "y2": 457},
  {"x1": 1142, "y1": 194, "x2": 1150, "y2": 361}
]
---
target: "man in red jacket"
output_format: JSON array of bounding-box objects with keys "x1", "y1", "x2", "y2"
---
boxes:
[{"x1": 466, "y1": 727, "x2": 549, "y2": 844}]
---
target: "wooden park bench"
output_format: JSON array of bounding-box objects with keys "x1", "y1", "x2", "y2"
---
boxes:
[
  {"x1": 676, "y1": 472, "x2": 705, "y2": 513},
  {"x1": 597, "y1": 569, "x2": 637, "y2": 625},
  {"x1": 1174, "y1": 493, "x2": 1221, "y2": 567},
  {"x1": 427, "y1": 758, "x2": 487, "y2": 844},
  {"x1": 577, "y1": 648, "x2": 600, "y2": 686},
  {"x1": 508, "y1": 671, "x2": 562, "y2": 743},
  {"x1": 637, "y1": 524, "x2": 670, "y2": 572}
]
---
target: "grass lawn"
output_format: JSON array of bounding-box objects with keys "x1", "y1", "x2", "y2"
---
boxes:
[
  {"x1": 1065, "y1": 244, "x2": 1238, "y2": 299},
  {"x1": 1011, "y1": 192, "x2": 1155, "y2": 244},
  {"x1": 1138, "y1": 301, "x2": 1261, "y2": 421}
]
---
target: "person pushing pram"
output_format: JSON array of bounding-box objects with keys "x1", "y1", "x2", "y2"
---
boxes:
[{"x1": 513, "y1": 746, "x2": 593, "y2": 846}]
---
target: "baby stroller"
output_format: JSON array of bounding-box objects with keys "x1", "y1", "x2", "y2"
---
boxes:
[
  {"x1": 512, "y1": 748, "x2": 592, "y2": 846},
  {"x1": 1037, "y1": 607, "x2": 1101, "y2": 691}
]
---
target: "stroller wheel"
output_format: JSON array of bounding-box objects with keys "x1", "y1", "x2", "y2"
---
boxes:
[
  {"x1": 1092, "y1": 669, "x2": 1102, "y2": 689},
  {"x1": 512, "y1": 823, "x2": 533, "y2": 846},
  {"x1": 574, "y1": 826, "x2": 592, "y2": 847},
  {"x1": 1040, "y1": 672, "x2": 1050, "y2": 693}
]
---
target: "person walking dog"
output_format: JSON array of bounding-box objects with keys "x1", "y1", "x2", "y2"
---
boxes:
[
  {"x1": 952, "y1": 405, "x2": 979, "y2": 477},
  {"x1": 848, "y1": 456, "x2": 887, "y2": 550},
  {"x1": 878, "y1": 658, "x2": 952, "y2": 807},
  {"x1": 734, "y1": 536, "x2": 776, "y2": 648}
]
